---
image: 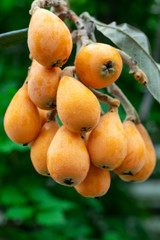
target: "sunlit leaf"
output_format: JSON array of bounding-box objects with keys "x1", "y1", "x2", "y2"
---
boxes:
[
  {"x1": 0, "y1": 28, "x2": 28, "y2": 49},
  {"x1": 81, "y1": 12, "x2": 160, "y2": 104}
]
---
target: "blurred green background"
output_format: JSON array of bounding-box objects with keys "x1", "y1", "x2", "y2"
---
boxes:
[{"x1": 0, "y1": 0, "x2": 160, "y2": 239}]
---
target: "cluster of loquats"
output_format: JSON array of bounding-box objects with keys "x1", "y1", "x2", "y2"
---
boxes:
[{"x1": 3, "y1": 7, "x2": 156, "y2": 199}]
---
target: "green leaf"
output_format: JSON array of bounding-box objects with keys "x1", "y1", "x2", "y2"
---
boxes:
[
  {"x1": 0, "y1": 136, "x2": 30, "y2": 153},
  {"x1": 6, "y1": 206, "x2": 34, "y2": 221},
  {"x1": 27, "y1": 187, "x2": 76, "y2": 211},
  {"x1": 0, "y1": 186, "x2": 27, "y2": 205},
  {"x1": 27, "y1": 188, "x2": 55, "y2": 203},
  {"x1": 37, "y1": 197, "x2": 76, "y2": 211},
  {"x1": 0, "y1": 28, "x2": 28, "y2": 49},
  {"x1": 36, "y1": 210, "x2": 65, "y2": 226},
  {"x1": 103, "y1": 231, "x2": 123, "y2": 240},
  {"x1": 81, "y1": 12, "x2": 160, "y2": 104}
]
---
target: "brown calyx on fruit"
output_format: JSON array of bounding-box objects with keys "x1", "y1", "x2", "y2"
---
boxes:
[
  {"x1": 51, "y1": 58, "x2": 67, "y2": 68},
  {"x1": 64, "y1": 178, "x2": 74, "y2": 186},
  {"x1": 80, "y1": 126, "x2": 92, "y2": 132},
  {"x1": 122, "y1": 171, "x2": 133, "y2": 176},
  {"x1": 101, "y1": 61, "x2": 116, "y2": 77}
]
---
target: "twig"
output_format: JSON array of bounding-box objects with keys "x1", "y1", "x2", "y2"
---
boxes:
[
  {"x1": 61, "y1": 66, "x2": 75, "y2": 78},
  {"x1": 89, "y1": 88, "x2": 120, "y2": 110},
  {"x1": 107, "y1": 83, "x2": 140, "y2": 124},
  {"x1": 117, "y1": 49, "x2": 148, "y2": 87}
]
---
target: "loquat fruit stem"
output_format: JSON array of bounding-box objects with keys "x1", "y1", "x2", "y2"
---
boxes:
[
  {"x1": 89, "y1": 87, "x2": 120, "y2": 109},
  {"x1": 46, "y1": 108, "x2": 57, "y2": 122},
  {"x1": 117, "y1": 49, "x2": 148, "y2": 87},
  {"x1": 61, "y1": 66, "x2": 75, "y2": 78},
  {"x1": 107, "y1": 83, "x2": 141, "y2": 124}
]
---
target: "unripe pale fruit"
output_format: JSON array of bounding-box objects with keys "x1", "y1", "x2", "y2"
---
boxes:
[
  {"x1": 28, "y1": 9, "x2": 72, "y2": 67},
  {"x1": 57, "y1": 76, "x2": 100, "y2": 133},
  {"x1": 47, "y1": 126, "x2": 90, "y2": 186},
  {"x1": 28, "y1": 60, "x2": 61, "y2": 109},
  {"x1": 30, "y1": 121, "x2": 59, "y2": 176},
  {"x1": 75, "y1": 43, "x2": 123, "y2": 89},
  {"x1": 87, "y1": 111, "x2": 127, "y2": 170},
  {"x1": 4, "y1": 83, "x2": 41, "y2": 144},
  {"x1": 119, "y1": 123, "x2": 156, "y2": 182},
  {"x1": 114, "y1": 121, "x2": 146, "y2": 175},
  {"x1": 74, "y1": 163, "x2": 111, "y2": 198}
]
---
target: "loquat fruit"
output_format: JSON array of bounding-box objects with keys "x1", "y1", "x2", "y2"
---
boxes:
[
  {"x1": 38, "y1": 108, "x2": 49, "y2": 126},
  {"x1": 28, "y1": 8, "x2": 72, "y2": 68},
  {"x1": 119, "y1": 123, "x2": 156, "y2": 182},
  {"x1": 28, "y1": 60, "x2": 61, "y2": 109},
  {"x1": 47, "y1": 126, "x2": 90, "y2": 186},
  {"x1": 4, "y1": 82, "x2": 41, "y2": 144},
  {"x1": 114, "y1": 120, "x2": 146, "y2": 176},
  {"x1": 87, "y1": 110, "x2": 127, "y2": 170},
  {"x1": 75, "y1": 43, "x2": 122, "y2": 89},
  {"x1": 30, "y1": 120, "x2": 59, "y2": 176},
  {"x1": 74, "y1": 163, "x2": 111, "y2": 198},
  {"x1": 57, "y1": 75, "x2": 100, "y2": 133}
]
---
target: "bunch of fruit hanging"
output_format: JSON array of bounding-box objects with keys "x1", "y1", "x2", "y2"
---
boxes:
[{"x1": 4, "y1": 0, "x2": 156, "y2": 198}]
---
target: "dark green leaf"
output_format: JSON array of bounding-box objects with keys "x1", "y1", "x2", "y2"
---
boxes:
[
  {"x1": 0, "y1": 28, "x2": 28, "y2": 49},
  {"x1": 82, "y1": 12, "x2": 160, "y2": 104}
]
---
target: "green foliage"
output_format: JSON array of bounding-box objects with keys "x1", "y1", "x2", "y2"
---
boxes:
[
  {"x1": 83, "y1": 12, "x2": 160, "y2": 104},
  {"x1": 0, "y1": 0, "x2": 160, "y2": 240},
  {"x1": 6, "y1": 206, "x2": 34, "y2": 221},
  {"x1": 0, "y1": 29, "x2": 28, "y2": 49}
]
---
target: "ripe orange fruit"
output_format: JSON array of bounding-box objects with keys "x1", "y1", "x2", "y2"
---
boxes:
[
  {"x1": 30, "y1": 120, "x2": 59, "y2": 176},
  {"x1": 28, "y1": 60, "x2": 61, "y2": 109},
  {"x1": 74, "y1": 163, "x2": 111, "y2": 198},
  {"x1": 57, "y1": 75, "x2": 100, "y2": 133},
  {"x1": 119, "y1": 123, "x2": 156, "y2": 182},
  {"x1": 75, "y1": 43, "x2": 122, "y2": 89},
  {"x1": 4, "y1": 83, "x2": 41, "y2": 144},
  {"x1": 28, "y1": 8, "x2": 72, "y2": 67},
  {"x1": 87, "y1": 110, "x2": 127, "y2": 170},
  {"x1": 114, "y1": 120, "x2": 146, "y2": 175},
  {"x1": 47, "y1": 126, "x2": 90, "y2": 186}
]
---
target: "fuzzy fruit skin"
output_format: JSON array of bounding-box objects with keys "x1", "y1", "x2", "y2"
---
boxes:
[
  {"x1": 87, "y1": 111, "x2": 127, "y2": 170},
  {"x1": 74, "y1": 163, "x2": 111, "y2": 198},
  {"x1": 28, "y1": 60, "x2": 61, "y2": 109},
  {"x1": 119, "y1": 123, "x2": 156, "y2": 182},
  {"x1": 31, "y1": 121, "x2": 59, "y2": 176},
  {"x1": 114, "y1": 121, "x2": 146, "y2": 175},
  {"x1": 75, "y1": 43, "x2": 123, "y2": 89},
  {"x1": 28, "y1": 9, "x2": 72, "y2": 67},
  {"x1": 47, "y1": 126, "x2": 90, "y2": 186},
  {"x1": 4, "y1": 83, "x2": 41, "y2": 144},
  {"x1": 57, "y1": 76, "x2": 101, "y2": 133}
]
